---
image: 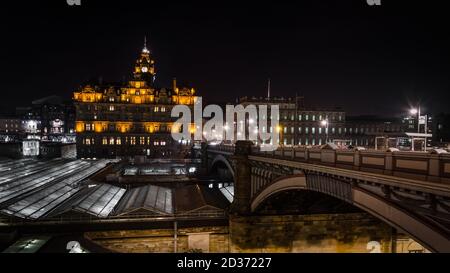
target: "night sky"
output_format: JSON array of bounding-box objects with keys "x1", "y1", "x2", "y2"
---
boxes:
[{"x1": 1, "y1": 0, "x2": 449, "y2": 117}]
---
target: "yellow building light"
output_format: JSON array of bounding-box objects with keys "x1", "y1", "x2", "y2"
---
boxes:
[{"x1": 75, "y1": 122, "x2": 85, "y2": 133}]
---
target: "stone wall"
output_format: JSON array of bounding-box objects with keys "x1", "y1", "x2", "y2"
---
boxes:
[
  {"x1": 85, "y1": 213, "x2": 428, "y2": 253},
  {"x1": 85, "y1": 226, "x2": 229, "y2": 253},
  {"x1": 229, "y1": 213, "x2": 393, "y2": 253}
]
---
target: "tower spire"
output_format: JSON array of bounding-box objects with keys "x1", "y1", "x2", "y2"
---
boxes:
[
  {"x1": 142, "y1": 36, "x2": 149, "y2": 53},
  {"x1": 267, "y1": 78, "x2": 271, "y2": 99}
]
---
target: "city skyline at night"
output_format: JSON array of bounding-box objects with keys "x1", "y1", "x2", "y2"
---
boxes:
[
  {"x1": 1, "y1": 0, "x2": 449, "y2": 117},
  {"x1": 1, "y1": 0, "x2": 450, "y2": 260}
]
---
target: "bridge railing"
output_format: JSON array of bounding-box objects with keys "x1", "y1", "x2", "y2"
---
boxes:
[
  {"x1": 263, "y1": 146, "x2": 450, "y2": 183},
  {"x1": 209, "y1": 143, "x2": 450, "y2": 183}
]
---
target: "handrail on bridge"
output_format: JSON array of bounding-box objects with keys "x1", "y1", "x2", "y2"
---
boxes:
[{"x1": 206, "y1": 143, "x2": 450, "y2": 183}]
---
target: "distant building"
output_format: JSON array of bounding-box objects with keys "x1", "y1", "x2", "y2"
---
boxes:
[
  {"x1": 73, "y1": 41, "x2": 197, "y2": 159},
  {"x1": 238, "y1": 96, "x2": 346, "y2": 146},
  {"x1": 235, "y1": 95, "x2": 435, "y2": 150},
  {"x1": 434, "y1": 113, "x2": 450, "y2": 148},
  {"x1": 0, "y1": 115, "x2": 22, "y2": 134},
  {"x1": 16, "y1": 96, "x2": 76, "y2": 142},
  {"x1": 345, "y1": 115, "x2": 406, "y2": 148}
]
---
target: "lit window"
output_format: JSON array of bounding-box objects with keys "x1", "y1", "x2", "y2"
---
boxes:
[
  {"x1": 160, "y1": 141, "x2": 166, "y2": 146},
  {"x1": 116, "y1": 138, "x2": 121, "y2": 145},
  {"x1": 312, "y1": 127, "x2": 315, "y2": 134},
  {"x1": 140, "y1": 137, "x2": 145, "y2": 145},
  {"x1": 102, "y1": 137, "x2": 107, "y2": 145},
  {"x1": 130, "y1": 137, "x2": 136, "y2": 145},
  {"x1": 86, "y1": 124, "x2": 91, "y2": 131},
  {"x1": 109, "y1": 137, "x2": 115, "y2": 145},
  {"x1": 109, "y1": 105, "x2": 115, "y2": 111},
  {"x1": 305, "y1": 114, "x2": 309, "y2": 121},
  {"x1": 154, "y1": 141, "x2": 159, "y2": 146},
  {"x1": 161, "y1": 107, "x2": 166, "y2": 112},
  {"x1": 154, "y1": 107, "x2": 159, "y2": 112}
]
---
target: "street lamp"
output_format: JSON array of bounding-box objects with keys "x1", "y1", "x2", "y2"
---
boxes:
[
  {"x1": 277, "y1": 125, "x2": 283, "y2": 146},
  {"x1": 410, "y1": 107, "x2": 420, "y2": 133},
  {"x1": 320, "y1": 119, "x2": 329, "y2": 144},
  {"x1": 409, "y1": 105, "x2": 428, "y2": 151}
]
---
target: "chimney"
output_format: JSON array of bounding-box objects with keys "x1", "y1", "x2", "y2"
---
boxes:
[{"x1": 173, "y1": 77, "x2": 177, "y2": 92}]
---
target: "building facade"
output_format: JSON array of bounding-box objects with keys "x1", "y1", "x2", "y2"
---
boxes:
[
  {"x1": 74, "y1": 43, "x2": 196, "y2": 159},
  {"x1": 238, "y1": 96, "x2": 346, "y2": 147}
]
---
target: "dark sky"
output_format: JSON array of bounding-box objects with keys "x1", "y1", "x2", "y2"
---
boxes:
[{"x1": 1, "y1": 0, "x2": 449, "y2": 117}]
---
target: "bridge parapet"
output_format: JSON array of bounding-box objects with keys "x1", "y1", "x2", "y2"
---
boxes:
[
  {"x1": 208, "y1": 144, "x2": 450, "y2": 184},
  {"x1": 207, "y1": 144, "x2": 450, "y2": 183}
]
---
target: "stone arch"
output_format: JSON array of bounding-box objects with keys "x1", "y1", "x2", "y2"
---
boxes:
[
  {"x1": 250, "y1": 174, "x2": 450, "y2": 253},
  {"x1": 210, "y1": 154, "x2": 235, "y2": 181}
]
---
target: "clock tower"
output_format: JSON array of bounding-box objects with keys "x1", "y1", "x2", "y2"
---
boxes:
[{"x1": 133, "y1": 37, "x2": 156, "y2": 84}]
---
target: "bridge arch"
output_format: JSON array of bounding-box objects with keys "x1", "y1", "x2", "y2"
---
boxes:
[
  {"x1": 209, "y1": 154, "x2": 235, "y2": 181},
  {"x1": 251, "y1": 174, "x2": 450, "y2": 253}
]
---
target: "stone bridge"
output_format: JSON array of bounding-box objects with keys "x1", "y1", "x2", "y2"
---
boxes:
[{"x1": 204, "y1": 141, "x2": 450, "y2": 252}]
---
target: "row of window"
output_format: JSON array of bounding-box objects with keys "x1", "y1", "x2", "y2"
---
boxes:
[
  {"x1": 83, "y1": 123, "x2": 172, "y2": 133},
  {"x1": 84, "y1": 105, "x2": 169, "y2": 113},
  {"x1": 83, "y1": 137, "x2": 169, "y2": 146},
  {"x1": 272, "y1": 138, "x2": 371, "y2": 146},
  {"x1": 257, "y1": 114, "x2": 343, "y2": 122},
  {"x1": 280, "y1": 126, "x2": 399, "y2": 134}
]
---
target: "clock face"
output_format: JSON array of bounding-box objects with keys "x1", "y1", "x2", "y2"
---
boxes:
[{"x1": 141, "y1": 66, "x2": 148, "y2": 73}]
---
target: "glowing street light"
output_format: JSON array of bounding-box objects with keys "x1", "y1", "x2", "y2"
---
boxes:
[
  {"x1": 320, "y1": 119, "x2": 329, "y2": 144},
  {"x1": 409, "y1": 105, "x2": 428, "y2": 151},
  {"x1": 277, "y1": 125, "x2": 283, "y2": 146}
]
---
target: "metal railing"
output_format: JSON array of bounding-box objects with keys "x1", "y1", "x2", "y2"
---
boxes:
[
  {"x1": 0, "y1": 210, "x2": 227, "y2": 226},
  {"x1": 208, "y1": 143, "x2": 450, "y2": 183}
]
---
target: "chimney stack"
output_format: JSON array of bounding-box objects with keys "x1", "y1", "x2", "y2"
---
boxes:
[{"x1": 173, "y1": 77, "x2": 177, "y2": 92}]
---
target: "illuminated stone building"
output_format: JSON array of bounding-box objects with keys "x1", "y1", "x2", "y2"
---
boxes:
[
  {"x1": 73, "y1": 41, "x2": 197, "y2": 159},
  {"x1": 238, "y1": 96, "x2": 346, "y2": 146}
]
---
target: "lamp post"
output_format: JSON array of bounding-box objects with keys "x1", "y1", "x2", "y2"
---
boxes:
[
  {"x1": 409, "y1": 107, "x2": 420, "y2": 133},
  {"x1": 410, "y1": 106, "x2": 428, "y2": 151},
  {"x1": 277, "y1": 125, "x2": 283, "y2": 147},
  {"x1": 320, "y1": 119, "x2": 329, "y2": 144}
]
